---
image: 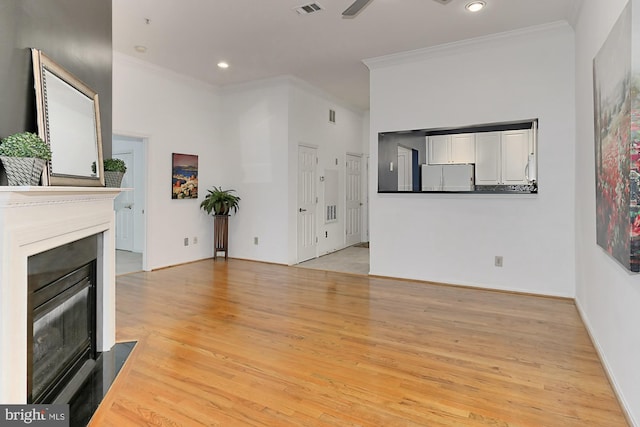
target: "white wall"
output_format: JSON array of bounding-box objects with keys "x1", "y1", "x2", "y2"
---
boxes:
[
  {"x1": 112, "y1": 53, "x2": 219, "y2": 270},
  {"x1": 218, "y1": 77, "x2": 366, "y2": 265},
  {"x1": 113, "y1": 61, "x2": 366, "y2": 268},
  {"x1": 366, "y1": 23, "x2": 576, "y2": 297},
  {"x1": 218, "y1": 79, "x2": 291, "y2": 264},
  {"x1": 288, "y1": 80, "x2": 365, "y2": 260},
  {"x1": 574, "y1": 0, "x2": 640, "y2": 423},
  {"x1": 362, "y1": 112, "x2": 371, "y2": 242}
]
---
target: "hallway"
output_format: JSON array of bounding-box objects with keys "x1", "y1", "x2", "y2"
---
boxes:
[
  {"x1": 116, "y1": 250, "x2": 142, "y2": 275},
  {"x1": 117, "y1": 245, "x2": 370, "y2": 277},
  {"x1": 295, "y1": 244, "x2": 369, "y2": 275}
]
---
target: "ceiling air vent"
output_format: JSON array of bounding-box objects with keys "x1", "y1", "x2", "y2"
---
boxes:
[
  {"x1": 431, "y1": 0, "x2": 453, "y2": 4},
  {"x1": 294, "y1": 2, "x2": 324, "y2": 15}
]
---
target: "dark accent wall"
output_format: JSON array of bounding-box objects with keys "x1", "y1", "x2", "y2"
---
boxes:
[
  {"x1": 0, "y1": 0, "x2": 112, "y2": 158},
  {"x1": 378, "y1": 132, "x2": 427, "y2": 191}
]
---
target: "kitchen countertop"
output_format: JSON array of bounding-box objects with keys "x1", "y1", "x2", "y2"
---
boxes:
[{"x1": 379, "y1": 184, "x2": 538, "y2": 195}]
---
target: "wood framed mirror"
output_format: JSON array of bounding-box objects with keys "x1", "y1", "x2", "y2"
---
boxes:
[{"x1": 32, "y1": 48, "x2": 104, "y2": 186}]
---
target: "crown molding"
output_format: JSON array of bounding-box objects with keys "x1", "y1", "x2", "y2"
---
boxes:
[
  {"x1": 113, "y1": 52, "x2": 218, "y2": 92},
  {"x1": 363, "y1": 20, "x2": 572, "y2": 70}
]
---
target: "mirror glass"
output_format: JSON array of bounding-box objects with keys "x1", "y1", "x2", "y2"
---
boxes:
[{"x1": 32, "y1": 48, "x2": 104, "y2": 186}]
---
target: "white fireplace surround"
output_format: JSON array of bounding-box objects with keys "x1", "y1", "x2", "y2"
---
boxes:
[{"x1": 0, "y1": 187, "x2": 120, "y2": 403}]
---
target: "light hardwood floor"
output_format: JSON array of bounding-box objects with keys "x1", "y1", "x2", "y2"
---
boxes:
[
  {"x1": 295, "y1": 246, "x2": 369, "y2": 275},
  {"x1": 91, "y1": 259, "x2": 628, "y2": 426}
]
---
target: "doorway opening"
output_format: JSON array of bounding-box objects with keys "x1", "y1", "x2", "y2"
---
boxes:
[
  {"x1": 113, "y1": 135, "x2": 147, "y2": 275},
  {"x1": 296, "y1": 152, "x2": 370, "y2": 275}
]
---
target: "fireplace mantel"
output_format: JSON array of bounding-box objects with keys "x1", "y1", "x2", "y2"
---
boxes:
[{"x1": 0, "y1": 186, "x2": 121, "y2": 403}]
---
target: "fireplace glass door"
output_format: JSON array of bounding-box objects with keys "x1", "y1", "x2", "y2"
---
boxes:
[
  {"x1": 32, "y1": 271, "x2": 93, "y2": 402},
  {"x1": 28, "y1": 235, "x2": 98, "y2": 404}
]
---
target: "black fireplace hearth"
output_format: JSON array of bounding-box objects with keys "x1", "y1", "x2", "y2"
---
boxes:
[{"x1": 68, "y1": 341, "x2": 135, "y2": 427}]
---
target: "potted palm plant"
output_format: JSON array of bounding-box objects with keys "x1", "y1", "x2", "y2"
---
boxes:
[
  {"x1": 200, "y1": 186, "x2": 240, "y2": 259},
  {"x1": 0, "y1": 132, "x2": 52, "y2": 186}
]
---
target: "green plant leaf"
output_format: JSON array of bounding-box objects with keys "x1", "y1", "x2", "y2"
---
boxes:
[
  {"x1": 200, "y1": 186, "x2": 241, "y2": 215},
  {"x1": 103, "y1": 158, "x2": 127, "y2": 172},
  {"x1": 0, "y1": 132, "x2": 51, "y2": 160}
]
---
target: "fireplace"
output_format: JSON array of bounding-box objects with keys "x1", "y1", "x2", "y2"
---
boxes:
[
  {"x1": 0, "y1": 187, "x2": 120, "y2": 404},
  {"x1": 28, "y1": 235, "x2": 98, "y2": 404}
]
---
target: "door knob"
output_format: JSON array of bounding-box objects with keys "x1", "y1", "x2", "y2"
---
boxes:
[{"x1": 299, "y1": 208, "x2": 307, "y2": 212}]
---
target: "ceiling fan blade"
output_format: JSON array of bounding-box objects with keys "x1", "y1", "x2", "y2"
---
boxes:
[{"x1": 342, "y1": 0, "x2": 372, "y2": 17}]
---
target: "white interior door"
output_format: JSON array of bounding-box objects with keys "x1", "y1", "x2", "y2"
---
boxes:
[
  {"x1": 397, "y1": 146, "x2": 412, "y2": 191},
  {"x1": 346, "y1": 154, "x2": 362, "y2": 246},
  {"x1": 298, "y1": 146, "x2": 317, "y2": 262},
  {"x1": 364, "y1": 156, "x2": 369, "y2": 242},
  {"x1": 114, "y1": 151, "x2": 134, "y2": 251}
]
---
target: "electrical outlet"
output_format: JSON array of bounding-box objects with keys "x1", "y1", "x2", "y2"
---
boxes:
[
  {"x1": 254, "y1": 237, "x2": 259, "y2": 245},
  {"x1": 193, "y1": 236, "x2": 198, "y2": 244},
  {"x1": 184, "y1": 237, "x2": 189, "y2": 246},
  {"x1": 495, "y1": 256, "x2": 503, "y2": 267}
]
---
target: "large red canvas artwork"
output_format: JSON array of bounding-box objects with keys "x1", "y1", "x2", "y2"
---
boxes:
[{"x1": 594, "y1": 1, "x2": 640, "y2": 271}]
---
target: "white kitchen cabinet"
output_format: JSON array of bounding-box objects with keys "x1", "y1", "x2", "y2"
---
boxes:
[
  {"x1": 427, "y1": 135, "x2": 449, "y2": 164},
  {"x1": 475, "y1": 132, "x2": 501, "y2": 185},
  {"x1": 501, "y1": 130, "x2": 530, "y2": 184},
  {"x1": 475, "y1": 130, "x2": 532, "y2": 185},
  {"x1": 427, "y1": 133, "x2": 475, "y2": 164},
  {"x1": 450, "y1": 133, "x2": 475, "y2": 163}
]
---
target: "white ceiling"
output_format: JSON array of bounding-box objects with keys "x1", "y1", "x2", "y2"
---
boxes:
[{"x1": 112, "y1": 0, "x2": 579, "y2": 111}]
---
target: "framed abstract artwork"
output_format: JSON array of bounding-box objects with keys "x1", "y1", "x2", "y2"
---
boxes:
[
  {"x1": 172, "y1": 153, "x2": 198, "y2": 199},
  {"x1": 593, "y1": 0, "x2": 640, "y2": 271}
]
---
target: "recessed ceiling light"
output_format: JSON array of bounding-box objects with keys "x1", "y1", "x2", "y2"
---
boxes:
[
  {"x1": 134, "y1": 45, "x2": 147, "y2": 53},
  {"x1": 465, "y1": 1, "x2": 485, "y2": 12},
  {"x1": 217, "y1": 61, "x2": 229, "y2": 69}
]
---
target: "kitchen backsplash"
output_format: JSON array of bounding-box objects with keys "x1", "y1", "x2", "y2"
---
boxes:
[{"x1": 475, "y1": 184, "x2": 538, "y2": 193}]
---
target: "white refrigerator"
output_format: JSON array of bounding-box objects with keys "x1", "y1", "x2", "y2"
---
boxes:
[{"x1": 421, "y1": 164, "x2": 475, "y2": 191}]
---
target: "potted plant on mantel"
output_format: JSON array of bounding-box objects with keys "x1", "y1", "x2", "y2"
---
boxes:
[
  {"x1": 92, "y1": 158, "x2": 127, "y2": 188},
  {"x1": 103, "y1": 158, "x2": 127, "y2": 188},
  {"x1": 0, "y1": 132, "x2": 52, "y2": 186},
  {"x1": 200, "y1": 186, "x2": 241, "y2": 260}
]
